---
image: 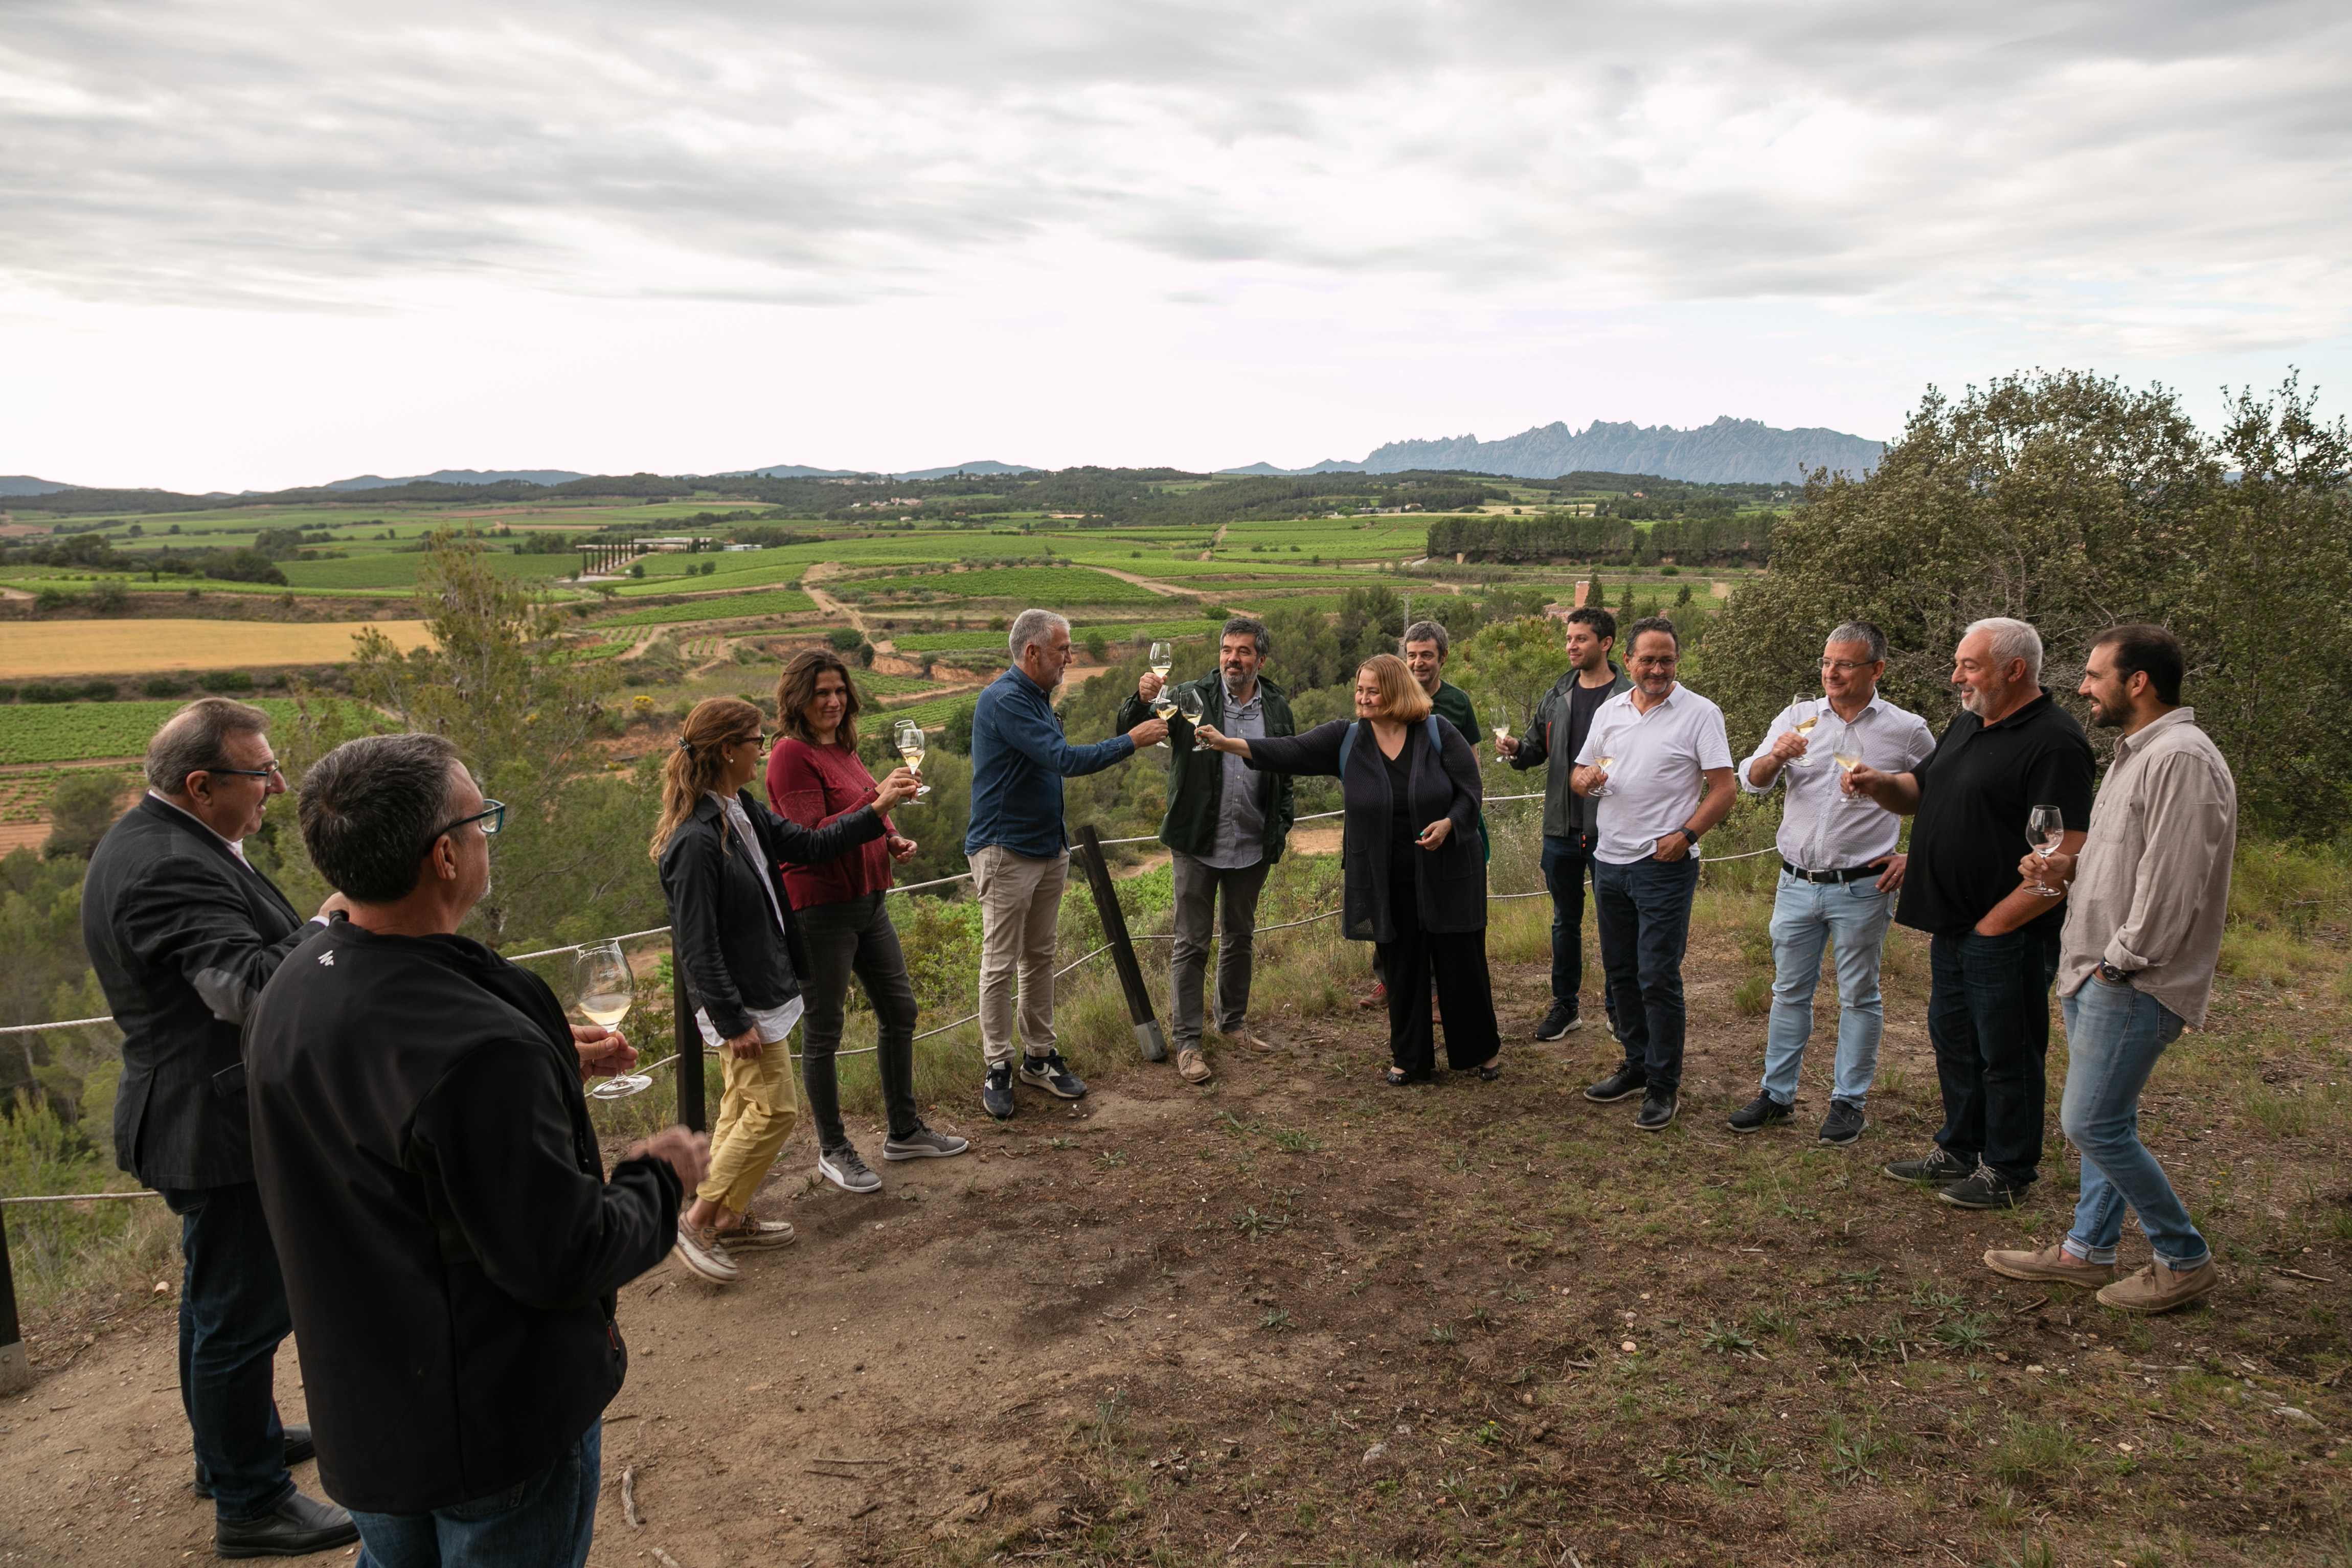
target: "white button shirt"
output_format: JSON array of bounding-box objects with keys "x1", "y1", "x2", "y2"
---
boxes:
[
  {"x1": 1575, "y1": 685, "x2": 1734, "y2": 866},
  {"x1": 1738, "y1": 694, "x2": 1935, "y2": 871}
]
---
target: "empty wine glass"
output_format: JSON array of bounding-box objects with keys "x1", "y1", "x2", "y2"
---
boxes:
[
  {"x1": 2027, "y1": 803, "x2": 2067, "y2": 897},
  {"x1": 576, "y1": 939, "x2": 651, "y2": 1100}
]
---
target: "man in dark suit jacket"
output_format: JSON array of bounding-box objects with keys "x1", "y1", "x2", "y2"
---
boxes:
[{"x1": 80, "y1": 697, "x2": 358, "y2": 1558}]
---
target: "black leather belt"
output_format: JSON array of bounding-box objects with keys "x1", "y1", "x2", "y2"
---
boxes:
[{"x1": 1783, "y1": 861, "x2": 1878, "y2": 884}]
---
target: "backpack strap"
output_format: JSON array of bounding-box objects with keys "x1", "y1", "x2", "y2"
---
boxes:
[{"x1": 1341, "y1": 714, "x2": 1448, "y2": 774}]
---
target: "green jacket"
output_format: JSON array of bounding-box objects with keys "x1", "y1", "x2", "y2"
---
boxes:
[
  {"x1": 1507, "y1": 661, "x2": 1633, "y2": 842},
  {"x1": 1116, "y1": 674, "x2": 1298, "y2": 865}
]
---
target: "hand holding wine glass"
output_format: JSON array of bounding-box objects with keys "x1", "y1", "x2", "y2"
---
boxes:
[
  {"x1": 891, "y1": 718, "x2": 931, "y2": 801},
  {"x1": 1492, "y1": 721, "x2": 1517, "y2": 758},
  {"x1": 1783, "y1": 691, "x2": 1819, "y2": 766},
  {"x1": 575, "y1": 939, "x2": 652, "y2": 1100},
  {"x1": 1175, "y1": 687, "x2": 1206, "y2": 732},
  {"x1": 2026, "y1": 803, "x2": 2067, "y2": 897}
]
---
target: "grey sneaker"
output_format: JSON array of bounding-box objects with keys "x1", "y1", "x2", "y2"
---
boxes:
[
  {"x1": 1019, "y1": 1049, "x2": 1088, "y2": 1099},
  {"x1": 1817, "y1": 1100, "x2": 1867, "y2": 1147},
  {"x1": 818, "y1": 1144, "x2": 881, "y2": 1194},
  {"x1": 883, "y1": 1124, "x2": 970, "y2": 1160},
  {"x1": 1882, "y1": 1146, "x2": 1973, "y2": 1184},
  {"x1": 982, "y1": 1062, "x2": 1016, "y2": 1119}
]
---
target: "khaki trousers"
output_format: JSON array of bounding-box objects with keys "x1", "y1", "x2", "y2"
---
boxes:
[
  {"x1": 970, "y1": 844, "x2": 1068, "y2": 1069},
  {"x1": 697, "y1": 1040, "x2": 798, "y2": 1213}
]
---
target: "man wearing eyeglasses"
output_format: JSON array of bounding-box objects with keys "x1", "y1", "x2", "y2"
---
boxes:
[
  {"x1": 1728, "y1": 623, "x2": 1935, "y2": 1146},
  {"x1": 80, "y1": 697, "x2": 359, "y2": 1558}
]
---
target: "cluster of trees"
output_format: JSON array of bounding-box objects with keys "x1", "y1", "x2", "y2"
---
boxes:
[
  {"x1": 1705, "y1": 371, "x2": 2351, "y2": 834},
  {"x1": 1426, "y1": 513, "x2": 1774, "y2": 565}
]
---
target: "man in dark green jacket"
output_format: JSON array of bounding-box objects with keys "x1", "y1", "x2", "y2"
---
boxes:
[
  {"x1": 1118, "y1": 617, "x2": 1295, "y2": 1084},
  {"x1": 1500, "y1": 604, "x2": 1631, "y2": 1040}
]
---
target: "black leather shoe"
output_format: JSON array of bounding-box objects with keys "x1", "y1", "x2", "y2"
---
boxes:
[
  {"x1": 1634, "y1": 1090, "x2": 1679, "y2": 1131},
  {"x1": 214, "y1": 1489, "x2": 359, "y2": 1558},
  {"x1": 192, "y1": 1425, "x2": 316, "y2": 1498},
  {"x1": 1726, "y1": 1092, "x2": 1792, "y2": 1133},
  {"x1": 1584, "y1": 1064, "x2": 1647, "y2": 1103}
]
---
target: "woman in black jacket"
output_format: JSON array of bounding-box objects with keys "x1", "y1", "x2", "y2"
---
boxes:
[
  {"x1": 1197, "y1": 653, "x2": 1502, "y2": 1085},
  {"x1": 651, "y1": 697, "x2": 917, "y2": 1282}
]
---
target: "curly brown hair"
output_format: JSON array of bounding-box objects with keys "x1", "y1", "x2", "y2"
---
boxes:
[{"x1": 774, "y1": 648, "x2": 864, "y2": 748}]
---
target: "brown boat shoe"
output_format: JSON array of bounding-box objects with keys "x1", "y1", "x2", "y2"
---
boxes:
[
  {"x1": 2097, "y1": 1259, "x2": 2220, "y2": 1314},
  {"x1": 1222, "y1": 1022, "x2": 1276, "y2": 1053},
  {"x1": 1983, "y1": 1241, "x2": 2115, "y2": 1289},
  {"x1": 1177, "y1": 1048, "x2": 1214, "y2": 1084}
]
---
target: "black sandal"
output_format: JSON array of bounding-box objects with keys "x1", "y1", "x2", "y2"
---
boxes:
[
  {"x1": 1384, "y1": 1067, "x2": 1418, "y2": 1087},
  {"x1": 1476, "y1": 1062, "x2": 1502, "y2": 1082}
]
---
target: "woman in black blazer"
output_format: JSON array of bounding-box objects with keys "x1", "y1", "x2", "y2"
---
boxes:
[
  {"x1": 650, "y1": 697, "x2": 917, "y2": 1282},
  {"x1": 1197, "y1": 654, "x2": 1502, "y2": 1084}
]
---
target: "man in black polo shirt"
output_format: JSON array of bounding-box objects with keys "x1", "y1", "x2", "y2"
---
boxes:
[{"x1": 1846, "y1": 617, "x2": 2093, "y2": 1208}]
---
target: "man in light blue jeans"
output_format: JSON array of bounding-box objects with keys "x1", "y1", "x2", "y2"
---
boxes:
[
  {"x1": 1984, "y1": 625, "x2": 2235, "y2": 1314},
  {"x1": 1728, "y1": 623, "x2": 1933, "y2": 1145}
]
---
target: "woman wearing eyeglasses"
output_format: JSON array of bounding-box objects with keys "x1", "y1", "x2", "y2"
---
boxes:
[{"x1": 651, "y1": 697, "x2": 919, "y2": 1283}]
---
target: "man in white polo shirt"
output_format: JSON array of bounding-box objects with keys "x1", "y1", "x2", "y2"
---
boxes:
[
  {"x1": 1572, "y1": 617, "x2": 1736, "y2": 1131},
  {"x1": 1728, "y1": 621, "x2": 1935, "y2": 1146}
]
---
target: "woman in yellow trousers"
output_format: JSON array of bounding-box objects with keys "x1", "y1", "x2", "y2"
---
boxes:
[{"x1": 651, "y1": 697, "x2": 918, "y2": 1282}]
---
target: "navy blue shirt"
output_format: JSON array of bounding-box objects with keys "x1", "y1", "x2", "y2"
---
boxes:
[{"x1": 963, "y1": 667, "x2": 1137, "y2": 860}]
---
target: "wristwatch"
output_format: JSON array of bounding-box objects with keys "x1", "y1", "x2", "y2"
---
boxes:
[
  {"x1": 2096, "y1": 960, "x2": 2134, "y2": 985},
  {"x1": 1676, "y1": 825, "x2": 1703, "y2": 845}
]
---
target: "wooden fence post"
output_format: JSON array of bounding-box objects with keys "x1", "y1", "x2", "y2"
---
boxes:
[{"x1": 1074, "y1": 825, "x2": 1166, "y2": 1062}]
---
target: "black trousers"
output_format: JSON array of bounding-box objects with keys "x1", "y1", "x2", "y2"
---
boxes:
[
  {"x1": 796, "y1": 892, "x2": 922, "y2": 1148},
  {"x1": 1377, "y1": 876, "x2": 1501, "y2": 1077}
]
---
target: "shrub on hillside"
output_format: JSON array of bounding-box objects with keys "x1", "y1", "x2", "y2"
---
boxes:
[
  {"x1": 79, "y1": 681, "x2": 118, "y2": 702},
  {"x1": 19, "y1": 683, "x2": 77, "y2": 703},
  {"x1": 197, "y1": 670, "x2": 254, "y2": 693}
]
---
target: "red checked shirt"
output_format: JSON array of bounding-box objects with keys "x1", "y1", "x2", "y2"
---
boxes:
[{"x1": 764, "y1": 736, "x2": 897, "y2": 908}]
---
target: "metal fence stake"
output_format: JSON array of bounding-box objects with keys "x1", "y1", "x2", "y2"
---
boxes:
[{"x1": 1074, "y1": 824, "x2": 1166, "y2": 1063}]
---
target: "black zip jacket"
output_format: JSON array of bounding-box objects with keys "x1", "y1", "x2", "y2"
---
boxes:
[
  {"x1": 657, "y1": 789, "x2": 885, "y2": 1037},
  {"x1": 245, "y1": 919, "x2": 682, "y2": 1515},
  {"x1": 1242, "y1": 717, "x2": 1486, "y2": 941},
  {"x1": 80, "y1": 794, "x2": 309, "y2": 1189}
]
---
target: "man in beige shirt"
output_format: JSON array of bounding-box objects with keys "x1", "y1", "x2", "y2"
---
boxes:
[{"x1": 1985, "y1": 625, "x2": 2235, "y2": 1314}]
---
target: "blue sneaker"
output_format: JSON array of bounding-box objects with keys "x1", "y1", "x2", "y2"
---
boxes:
[
  {"x1": 1019, "y1": 1049, "x2": 1087, "y2": 1100},
  {"x1": 981, "y1": 1062, "x2": 1016, "y2": 1119}
]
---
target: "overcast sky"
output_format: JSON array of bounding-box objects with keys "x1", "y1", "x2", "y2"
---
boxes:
[{"x1": 3, "y1": 1, "x2": 2346, "y2": 491}]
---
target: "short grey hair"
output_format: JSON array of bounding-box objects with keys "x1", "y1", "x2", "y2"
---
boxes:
[
  {"x1": 146, "y1": 697, "x2": 272, "y2": 796},
  {"x1": 1219, "y1": 615, "x2": 1269, "y2": 657},
  {"x1": 298, "y1": 734, "x2": 466, "y2": 903},
  {"x1": 1963, "y1": 616, "x2": 2043, "y2": 684},
  {"x1": 1401, "y1": 619, "x2": 1449, "y2": 655},
  {"x1": 1826, "y1": 621, "x2": 1888, "y2": 663},
  {"x1": 1007, "y1": 608, "x2": 1069, "y2": 661}
]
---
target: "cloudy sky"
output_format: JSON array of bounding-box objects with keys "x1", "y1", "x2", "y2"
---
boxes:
[{"x1": 3, "y1": 1, "x2": 2346, "y2": 490}]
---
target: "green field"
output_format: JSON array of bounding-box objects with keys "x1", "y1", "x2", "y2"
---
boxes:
[
  {"x1": 279, "y1": 552, "x2": 582, "y2": 592},
  {"x1": 830, "y1": 565, "x2": 1162, "y2": 605},
  {"x1": 598, "y1": 589, "x2": 819, "y2": 627},
  {"x1": 0, "y1": 697, "x2": 317, "y2": 765}
]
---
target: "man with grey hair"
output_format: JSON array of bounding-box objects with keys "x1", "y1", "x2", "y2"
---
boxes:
[
  {"x1": 79, "y1": 696, "x2": 358, "y2": 1557},
  {"x1": 965, "y1": 608, "x2": 1166, "y2": 1116},
  {"x1": 1401, "y1": 619, "x2": 1482, "y2": 747},
  {"x1": 1847, "y1": 616, "x2": 2094, "y2": 1208},
  {"x1": 1120, "y1": 616, "x2": 1296, "y2": 1083},
  {"x1": 245, "y1": 732, "x2": 700, "y2": 1566},
  {"x1": 1729, "y1": 621, "x2": 1934, "y2": 1145}
]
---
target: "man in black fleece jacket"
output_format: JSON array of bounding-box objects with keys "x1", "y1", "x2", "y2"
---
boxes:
[{"x1": 246, "y1": 733, "x2": 707, "y2": 1563}]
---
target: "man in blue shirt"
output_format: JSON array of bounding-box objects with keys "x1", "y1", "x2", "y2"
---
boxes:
[{"x1": 965, "y1": 609, "x2": 1166, "y2": 1117}]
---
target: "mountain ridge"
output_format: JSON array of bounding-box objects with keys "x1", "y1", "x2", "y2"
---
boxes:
[{"x1": 1225, "y1": 416, "x2": 1882, "y2": 484}]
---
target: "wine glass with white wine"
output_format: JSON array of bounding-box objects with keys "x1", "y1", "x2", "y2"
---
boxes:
[
  {"x1": 576, "y1": 939, "x2": 651, "y2": 1101},
  {"x1": 1588, "y1": 726, "x2": 1618, "y2": 797},
  {"x1": 2027, "y1": 803, "x2": 2067, "y2": 897},
  {"x1": 1147, "y1": 642, "x2": 1177, "y2": 748},
  {"x1": 892, "y1": 718, "x2": 931, "y2": 801},
  {"x1": 1175, "y1": 687, "x2": 1206, "y2": 731},
  {"x1": 1786, "y1": 691, "x2": 1820, "y2": 766}
]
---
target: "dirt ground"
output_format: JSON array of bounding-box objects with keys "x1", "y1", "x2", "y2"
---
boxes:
[{"x1": 5, "y1": 920, "x2": 2348, "y2": 1567}]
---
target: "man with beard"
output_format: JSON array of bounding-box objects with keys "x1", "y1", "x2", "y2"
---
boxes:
[
  {"x1": 1122, "y1": 616, "x2": 1296, "y2": 1084},
  {"x1": 1984, "y1": 625, "x2": 2233, "y2": 1312},
  {"x1": 1847, "y1": 617, "x2": 2095, "y2": 1209},
  {"x1": 966, "y1": 609, "x2": 1166, "y2": 1118}
]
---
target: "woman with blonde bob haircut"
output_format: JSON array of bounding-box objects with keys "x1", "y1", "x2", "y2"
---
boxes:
[
  {"x1": 651, "y1": 697, "x2": 918, "y2": 1283},
  {"x1": 1197, "y1": 653, "x2": 1501, "y2": 1085},
  {"x1": 767, "y1": 649, "x2": 965, "y2": 1196}
]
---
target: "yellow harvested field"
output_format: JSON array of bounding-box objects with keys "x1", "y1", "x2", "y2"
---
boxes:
[{"x1": 0, "y1": 619, "x2": 435, "y2": 678}]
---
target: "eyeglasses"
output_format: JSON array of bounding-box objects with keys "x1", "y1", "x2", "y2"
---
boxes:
[
  {"x1": 730, "y1": 732, "x2": 771, "y2": 753},
  {"x1": 418, "y1": 800, "x2": 506, "y2": 859},
  {"x1": 1819, "y1": 658, "x2": 1879, "y2": 673},
  {"x1": 205, "y1": 759, "x2": 285, "y2": 781}
]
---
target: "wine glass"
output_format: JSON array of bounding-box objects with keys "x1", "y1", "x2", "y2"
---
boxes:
[
  {"x1": 1148, "y1": 641, "x2": 1174, "y2": 684},
  {"x1": 1588, "y1": 727, "x2": 1618, "y2": 798},
  {"x1": 576, "y1": 939, "x2": 651, "y2": 1101},
  {"x1": 1829, "y1": 724, "x2": 1866, "y2": 800},
  {"x1": 892, "y1": 718, "x2": 931, "y2": 801},
  {"x1": 1786, "y1": 691, "x2": 1819, "y2": 767},
  {"x1": 1492, "y1": 719, "x2": 1513, "y2": 753},
  {"x1": 2027, "y1": 804, "x2": 2067, "y2": 897},
  {"x1": 1175, "y1": 687, "x2": 1206, "y2": 729}
]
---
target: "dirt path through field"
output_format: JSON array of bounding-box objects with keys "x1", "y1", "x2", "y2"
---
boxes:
[{"x1": 799, "y1": 562, "x2": 878, "y2": 648}]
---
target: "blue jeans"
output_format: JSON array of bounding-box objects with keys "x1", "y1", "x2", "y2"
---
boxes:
[
  {"x1": 1761, "y1": 871, "x2": 1897, "y2": 1107},
  {"x1": 352, "y1": 1422, "x2": 601, "y2": 1568},
  {"x1": 161, "y1": 1181, "x2": 294, "y2": 1522},
  {"x1": 1593, "y1": 855, "x2": 1701, "y2": 1092},
  {"x1": 2060, "y1": 978, "x2": 2210, "y2": 1270},
  {"x1": 1540, "y1": 836, "x2": 1614, "y2": 1032},
  {"x1": 1926, "y1": 927, "x2": 2062, "y2": 1184}
]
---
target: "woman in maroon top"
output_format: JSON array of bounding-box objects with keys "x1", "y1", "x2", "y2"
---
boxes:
[{"x1": 767, "y1": 649, "x2": 967, "y2": 1192}]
